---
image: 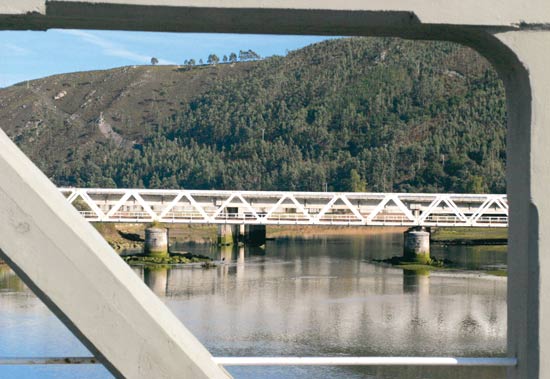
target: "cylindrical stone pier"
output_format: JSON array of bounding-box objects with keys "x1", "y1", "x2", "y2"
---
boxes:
[
  {"x1": 145, "y1": 227, "x2": 169, "y2": 257},
  {"x1": 403, "y1": 230, "x2": 430, "y2": 264}
]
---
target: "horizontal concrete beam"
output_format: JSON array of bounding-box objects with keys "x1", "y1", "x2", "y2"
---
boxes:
[{"x1": 0, "y1": 0, "x2": 549, "y2": 33}]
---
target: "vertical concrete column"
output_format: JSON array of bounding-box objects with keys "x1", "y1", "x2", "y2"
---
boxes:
[
  {"x1": 217, "y1": 224, "x2": 238, "y2": 246},
  {"x1": 244, "y1": 225, "x2": 267, "y2": 246},
  {"x1": 494, "y1": 30, "x2": 550, "y2": 379},
  {"x1": 144, "y1": 227, "x2": 168, "y2": 257},
  {"x1": 403, "y1": 229, "x2": 430, "y2": 264}
]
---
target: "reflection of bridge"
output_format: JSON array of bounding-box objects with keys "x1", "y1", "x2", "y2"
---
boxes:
[{"x1": 61, "y1": 188, "x2": 508, "y2": 227}]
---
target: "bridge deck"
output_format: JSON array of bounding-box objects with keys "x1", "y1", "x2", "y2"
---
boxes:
[{"x1": 60, "y1": 188, "x2": 508, "y2": 227}]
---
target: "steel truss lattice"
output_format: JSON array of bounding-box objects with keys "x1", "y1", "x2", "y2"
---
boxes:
[{"x1": 60, "y1": 188, "x2": 508, "y2": 227}]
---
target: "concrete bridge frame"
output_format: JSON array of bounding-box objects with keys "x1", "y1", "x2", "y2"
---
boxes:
[{"x1": 0, "y1": 1, "x2": 549, "y2": 378}]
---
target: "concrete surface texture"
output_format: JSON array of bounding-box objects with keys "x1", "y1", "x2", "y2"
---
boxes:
[{"x1": 0, "y1": 1, "x2": 549, "y2": 379}]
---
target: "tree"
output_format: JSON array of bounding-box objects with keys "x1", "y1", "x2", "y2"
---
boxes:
[
  {"x1": 207, "y1": 54, "x2": 220, "y2": 65},
  {"x1": 239, "y1": 49, "x2": 261, "y2": 61},
  {"x1": 349, "y1": 169, "x2": 367, "y2": 192},
  {"x1": 150, "y1": 57, "x2": 159, "y2": 65},
  {"x1": 199, "y1": 59, "x2": 203, "y2": 65},
  {"x1": 238, "y1": 50, "x2": 248, "y2": 61},
  {"x1": 223, "y1": 55, "x2": 228, "y2": 63},
  {"x1": 465, "y1": 175, "x2": 486, "y2": 193},
  {"x1": 229, "y1": 52, "x2": 237, "y2": 62},
  {"x1": 188, "y1": 59, "x2": 196, "y2": 66}
]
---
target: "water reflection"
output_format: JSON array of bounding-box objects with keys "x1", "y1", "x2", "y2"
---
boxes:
[
  {"x1": 144, "y1": 267, "x2": 168, "y2": 297},
  {"x1": 0, "y1": 232, "x2": 507, "y2": 379},
  {"x1": 0, "y1": 265, "x2": 26, "y2": 292},
  {"x1": 138, "y1": 234, "x2": 507, "y2": 379}
]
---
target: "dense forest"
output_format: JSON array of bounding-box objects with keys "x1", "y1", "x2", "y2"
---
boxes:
[{"x1": 0, "y1": 37, "x2": 506, "y2": 193}]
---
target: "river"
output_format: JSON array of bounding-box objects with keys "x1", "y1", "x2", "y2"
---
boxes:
[{"x1": 0, "y1": 231, "x2": 507, "y2": 379}]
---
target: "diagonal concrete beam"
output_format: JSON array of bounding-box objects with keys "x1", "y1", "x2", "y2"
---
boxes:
[{"x1": 0, "y1": 128, "x2": 231, "y2": 378}]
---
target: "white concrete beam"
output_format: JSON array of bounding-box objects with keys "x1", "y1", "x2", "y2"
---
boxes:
[
  {"x1": 0, "y1": 128, "x2": 231, "y2": 378},
  {"x1": 41, "y1": 0, "x2": 550, "y2": 26}
]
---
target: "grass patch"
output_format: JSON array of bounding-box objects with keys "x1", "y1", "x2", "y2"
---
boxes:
[
  {"x1": 374, "y1": 256, "x2": 452, "y2": 269},
  {"x1": 484, "y1": 269, "x2": 508, "y2": 277},
  {"x1": 431, "y1": 227, "x2": 507, "y2": 241},
  {"x1": 122, "y1": 252, "x2": 211, "y2": 266},
  {"x1": 396, "y1": 263, "x2": 444, "y2": 272}
]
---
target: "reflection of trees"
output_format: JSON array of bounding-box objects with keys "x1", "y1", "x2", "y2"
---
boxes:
[
  {"x1": 0, "y1": 265, "x2": 26, "y2": 292},
  {"x1": 402, "y1": 269, "x2": 430, "y2": 294},
  {"x1": 459, "y1": 314, "x2": 481, "y2": 335}
]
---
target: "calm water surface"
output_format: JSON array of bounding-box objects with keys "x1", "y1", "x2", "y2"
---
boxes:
[{"x1": 0, "y1": 232, "x2": 507, "y2": 378}]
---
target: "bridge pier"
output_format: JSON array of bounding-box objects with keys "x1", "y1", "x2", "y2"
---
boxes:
[
  {"x1": 243, "y1": 225, "x2": 266, "y2": 247},
  {"x1": 403, "y1": 228, "x2": 430, "y2": 264},
  {"x1": 217, "y1": 224, "x2": 239, "y2": 246},
  {"x1": 144, "y1": 227, "x2": 169, "y2": 257}
]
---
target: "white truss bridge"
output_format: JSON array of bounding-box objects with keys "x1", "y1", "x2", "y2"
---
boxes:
[{"x1": 60, "y1": 188, "x2": 508, "y2": 227}]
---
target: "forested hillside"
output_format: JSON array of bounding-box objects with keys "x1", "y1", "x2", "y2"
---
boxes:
[{"x1": 0, "y1": 37, "x2": 506, "y2": 193}]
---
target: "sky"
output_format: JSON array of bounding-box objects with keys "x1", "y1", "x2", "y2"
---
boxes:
[{"x1": 0, "y1": 30, "x2": 332, "y2": 88}]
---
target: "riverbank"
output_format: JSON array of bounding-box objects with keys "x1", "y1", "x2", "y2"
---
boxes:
[
  {"x1": 430, "y1": 227, "x2": 508, "y2": 245},
  {"x1": 94, "y1": 223, "x2": 411, "y2": 251},
  {"x1": 92, "y1": 223, "x2": 509, "y2": 252}
]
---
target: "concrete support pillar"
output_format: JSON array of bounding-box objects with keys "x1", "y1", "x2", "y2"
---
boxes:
[
  {"x1": 217, "y1": 224, "x2": 239, "y2": 246},
  {"x1": 493, "y1": 30, "x2": 550, "y2": 379},
  {"x1": 144, "y1": 227, "x2": 168, "y2": 257},
  {"x1": 244, "y1": 225, "x2": 266, "y2": 246},
  {"x1": 403, "y1": 229, "x2": 430, "y2": 264}
]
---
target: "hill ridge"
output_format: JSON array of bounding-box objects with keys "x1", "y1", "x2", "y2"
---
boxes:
[{"x1": 0, "y1": 37, "x2": 506, "y2": 193}]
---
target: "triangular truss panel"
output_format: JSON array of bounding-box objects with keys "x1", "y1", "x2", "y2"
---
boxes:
[
  {"x1": 468, "y1": 195, "x2": 509, "y2": 227},
  {"x1": 65, "y1": 189, "x2": 106, "y2": 221},
  {"x1": 417, "y1": 196, "x2": 469, "y2": 226},
  {"x1": 315, "y1": 195, "x2": 365, "y2": 225},
  {"x1": 366, "y1": 195, "x2": 416, "y2": 225},
  {"x1": 263, "y1": 194, "x2": 313, "y2": 224},
  {"x1": 156, "y1": 192, "x2": 211, "y2": 223}
]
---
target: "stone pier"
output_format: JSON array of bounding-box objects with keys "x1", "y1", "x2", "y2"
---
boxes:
[
  {"x1": 144, "y1": 227, "x2": 168, "y2": 257},
  {"x1": 403, "y1": 228, "x2": 430, "y2": 264}
]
